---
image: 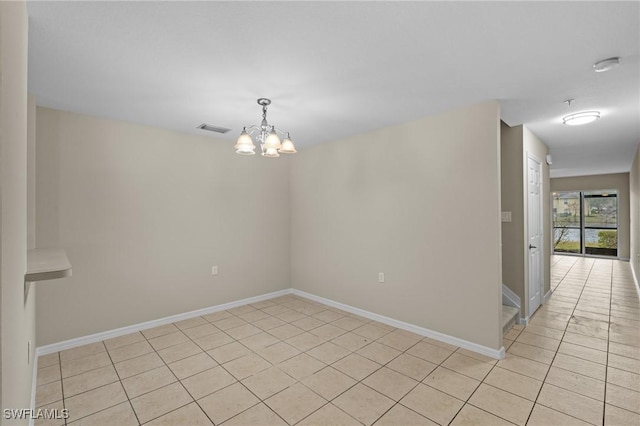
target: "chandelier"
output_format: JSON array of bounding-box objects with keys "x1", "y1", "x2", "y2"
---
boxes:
[{"x1": 234, "y1": 98, "x2": 297, "y2": 157}]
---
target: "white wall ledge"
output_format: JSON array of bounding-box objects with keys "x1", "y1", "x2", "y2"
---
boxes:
[{"x1": 25, "y1": 248, "x2": 72, "y2": 282}]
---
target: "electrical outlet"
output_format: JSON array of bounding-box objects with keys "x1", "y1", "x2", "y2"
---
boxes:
[
  {"x1": 212, "y1": 266, "x2": 218, "y2": 275},
  {"x1": 378, "y1": 272, "x2": 385, "y2": 283}
]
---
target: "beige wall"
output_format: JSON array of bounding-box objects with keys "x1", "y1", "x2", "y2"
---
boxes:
[
  {"x1": 36, "y1": 108, "x2": 291, "y2": 345},
  {"x1": 551, "y1": 173, "x2": 630, "y2": 259},
  {"x1": 291, "y1": 102, "x2": 503, "y2": 350},
  {"x1": 500, "y1": 124, "x2": 550, "y2": 319},
  {"x1": 630, "y1": 144, "x2": 640, "y2": 281},
  {"x1": 500, "y1": 123, "x2": 525, "y2": 305},
  {"x1": 28, "y1": 95, "x2": 36, "y2": 251},
  {"x1": 1, "y1": 0, "x2": 37, "y2": 419}
]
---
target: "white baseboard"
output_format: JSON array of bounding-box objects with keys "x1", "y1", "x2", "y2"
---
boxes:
[
  {"x1": 36, "y1": 288, "x2": 292, "y2": 356},
  {"x1": 291, "y1": 289, "x2": 505, "y2": 360},
  {"x1": 35, "y1": 286, "x2": 507, "y2": 366},
  {"x1": 517, "y1": 316, "x2": 529, "y2": 325},
  {"x1": 544, "y1": 288, "x2": 553, "y2": 303},
  {"x1": 632, "y1": 264, "x2": 640, "y2": 298}
]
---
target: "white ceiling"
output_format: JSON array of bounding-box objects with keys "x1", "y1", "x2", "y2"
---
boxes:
[{"x1": 27, "y1": 1, "x2": 640, "y2": 178}]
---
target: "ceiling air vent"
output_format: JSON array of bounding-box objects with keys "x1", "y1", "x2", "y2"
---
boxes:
[{"x1": 197, "y1": 123, "x2": 231, "y2": 134}]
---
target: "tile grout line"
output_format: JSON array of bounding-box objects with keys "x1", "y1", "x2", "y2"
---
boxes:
[
  {"x1": 61, "y1": 341, "x2": 132, "y2": 425},
  {"x1": 163, "y1": 297, "x2": 343, "y2": 425},
  {"x1": 144, "y1": 342, "x2": 214, "y2": 423},
  {"x1": 40, "y1": 300, "x2": 355, "y2": 401},
  {"x1": 230, "y1": 298, "x2": 392, "y2": 425},
  {"x1": 197, "y1": 299, "x2": 324, "y2": 424},
  {"x1": 101, "y1": 339, "x2": 142, "y2": 426},
  {"x1": 37, "y1": 279, "x2": 637, "y2": 426},
  {"x1": 143, "y1": 312, "x2": 272, "y2": 426},
  {"x1": 138, "y1": 310, "x2": 269, "y2": 424},
  {"x1": 91, "y1": 325, "x2": 212, "y2": 424},
  {"x1": 51, "y1": 300, "x2": 502, "y2": 425},
  {"x1": 292, "y1": 323, "x2": 457, "y2": 424},
  {"x1": 211, "y1": 325, "x2": 291, "y2": 426},
  {"x1": 278, "y1": 312, "x2": 400, "y2": 423},
  {"x1": 440, "y1": 346, "x2": 487, "y2": 425},
  {"x1": 602, "y1": 259, "x2": 614, "y2": 426},
  {"x1": 341, "y1": 335, "x2": 455, "y2": 425},
  {"x1": 525, "y1": 258, "x2": 597, "y2": 425},
  {"x1": 292, "y1": 326, "x2": 412, "y2": 425},
  {"x1": 354, "y1": 337, "x2": 432, "y2": 425},
  {"x1": 59, "y1": 352, "x2": 67, "y2": 426},
  {"x1": 446, "y1": 331, "x2": 529, "y2": 426},
  {"x1": 551, "y1": 257, "x2": 577, "y2": 294},
  {"x1": 248, "y1": 303, "x2": 352, "y2": 405}
]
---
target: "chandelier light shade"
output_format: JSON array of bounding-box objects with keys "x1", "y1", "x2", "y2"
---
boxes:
[
  {"x1": 235, "y1": 98, "x2": 296, "y2": 157},
  {"x1": 280, "y1": 133, "x2": 297, "y2": 154},
  {"x1": 562, "y1": 111, "x2": 601, "y2": 126},
  {"x1": 234, "y1": 129, "x2": 256, "y2": 155}
]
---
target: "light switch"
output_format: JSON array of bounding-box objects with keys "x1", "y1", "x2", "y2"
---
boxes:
[{"x1": 501, "y1": 211, "x2": 512, "y2": 222}]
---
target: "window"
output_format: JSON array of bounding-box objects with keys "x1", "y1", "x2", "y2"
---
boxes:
[{"x1": 552, "y1": 190, "x2": 618, "y2": 257}]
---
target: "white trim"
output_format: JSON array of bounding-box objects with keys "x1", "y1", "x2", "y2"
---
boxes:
[
  {"x1": 632, "y1": 264, "x2": 640, "y2": 298},
  {"x1": 36, "y1": 289, "x2": 292, "y2": 356},
  {"x1": 35, "y1": 286, "x2": 507, "y2": 363},
  {"x1": 29, "y1": 351, "x2": 39, "y2": 426},
  {"x1": 518, "y1": 316, "x2": 530, "y2": 325},
  {"x1": 502, "y1": 284, "x2": 521, "y2": 311},
  {"x1": 543, "y1": 288, "x2": 553, "y2": 303},
  {"x1": 291, "y1": 289, "x2": 505, "y2": 360}
]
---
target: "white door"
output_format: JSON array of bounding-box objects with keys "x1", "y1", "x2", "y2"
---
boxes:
[{"x1": 527, "y1": 156, "x2": 543, "y2": 315}]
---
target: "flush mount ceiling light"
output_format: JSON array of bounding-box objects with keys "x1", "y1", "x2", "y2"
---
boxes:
[
  {"x1": 593, "y1": 57, "x2": 620, "y2": 73},
  {"x1": 561, "y1": 99, "x2": 600, "y2": 126},
  {"x1": 562, "y1": 111, "x2": 601, "y2": 126},
  {"x1": 234, "y1": 98, "x2": 297, "y2": 157}
]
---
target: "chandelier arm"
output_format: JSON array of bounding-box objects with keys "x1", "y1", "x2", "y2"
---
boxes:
[
  {"x1": 270, "y1": 127, "x2": 290, "y2": 137},
  {"x1": 243, "y1": 125, "x2": 261, "y2": 136}
]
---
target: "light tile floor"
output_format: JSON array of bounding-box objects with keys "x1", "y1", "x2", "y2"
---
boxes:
[{"x1": 35, "y1": 255, "x2": 640, "y2": 425}]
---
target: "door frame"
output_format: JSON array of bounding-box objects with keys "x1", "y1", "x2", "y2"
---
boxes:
[{"x1": 526, "y1": 153, "x2": 544, "y2": 316}]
